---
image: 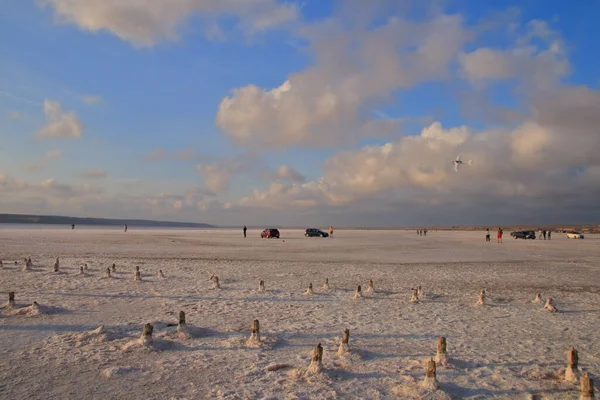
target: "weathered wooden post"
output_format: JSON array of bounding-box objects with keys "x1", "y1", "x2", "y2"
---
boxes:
[
  {"x1": 0, "y1": 260, "x2": 4, "y2": 269},
  {"x1": 247, "y1": 319, "x2": 261, "y2": 344},
  {"x1": 533, "y1": 293, "x2": 543, "y2": 303},
  {"x1": 258, "y1": 280, "x2": 265, "y2": 293},
  {"x1": 353, "y1": 285, "x2": 362, "y2": 300},
  {"x1": 435, "y1": 337, "x2": 448, "y2": 366},
  {"x1": 7, "y1": 292, "x2": 15, "y2": 308},
  {"x1": 422, "y1": 358, "x2": 439, "y2": 389},
  {"x1": 476, "y1": 289, "x2": 486, "y2": 305},
  {"x1": 580, "y1": 373, "x2": 595, "y2": 399},
  {"x1": 53, "y1": 260, "x2": 59, "y2": 272},
  {"x1": 338, "y1": 329, "x2": 350, "y2": 355},
  {"x1": 305, "y1": 282, "x2": 314, "y2": 295},
  {"x1": 140, "y1": 323, "x2": 153, "y2": 346},
  {"x1": 566, "y1": 347, "x2": 580, "y2": 382},
  {"x1": 134, "y1": 266, "x2": 141, "y2": 281},
  {"x1": 79, "y1": 266, "x2": 84, "y2": 274},
  {"x1": 544, "y1": 297, "x2": 558, "y2": 312},
  {"x1": 211, "y1": 276, "x2": 220, "y2": 289},
  {"x1": 365, "y1": 279, "x2": 374, "y2": 294},
  {"x1": 158, "y1": 270, "x2": 166, "y2": 279},
  {"x1": 417, "y1": 284, "x2": 423, "y2": 297},
  {"x1": 27, "y1": 257, "x2": 32, "y2": 266},
  {"x1": 112, "y1": 263, "x2": 116, "y2": 272},
  {"x1": 322, "y1": 278, "x2": 330, "y2": 290},
  {"x1": 308, "y1": 343, "x2": 323, "y2": 374},
  {"x1": 84, "y1": 263, "x2": 89, "y2": 271},
  {"x1": 176, "y1": 311, "x2": 189, "y2": 337},
  {"x1": 104, "y1": 267, "x2": 111, "y2": 278}
]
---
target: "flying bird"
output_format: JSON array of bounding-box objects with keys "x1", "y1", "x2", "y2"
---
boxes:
[{"x1": 452, "y1": 154, "x2": 472, "y2": 172}]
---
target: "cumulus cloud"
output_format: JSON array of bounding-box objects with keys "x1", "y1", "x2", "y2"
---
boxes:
[
  {"x1": 39, "y1": 0, "x2": 298, "y2": 46},
  {"x1": 23, "y1": 149, "x2": 62, "y2": 172},
  {"x1": 78, "y1": 169, "x2": 108, "y2": 179},
  {"x1": 262, "y1": 165, "x2": 306, "y2": 183},
  {"x1": 216, "y1": 11, "x2": 471, "y2": 149},
  {"x1": 195, "y1": 154, "x2": 257, "y2": 194},
  {"x1": 36, "y1": 99, "x2": 83, "y2": 139},
  {"x1": 82, "y1": 95, "x2": 104, "y2": 105},
  {"x1": 143, "y1": 147, "x2": 205, "y2": 163}
]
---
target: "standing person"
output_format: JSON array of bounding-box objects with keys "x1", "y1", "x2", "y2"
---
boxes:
[
  {"x1": 543, "y1": 229, "x2": 547, "y2": 240},
  {"x1": 243, "y1": 225, "x2": 247, "y2": 238},
  {"x1": 71, "y1": 224, "x2": 75, "y2": 230},
  {"x1": 424, "y1": 228, "x2": 427, "y2": 236},
  {"x1": 329, "y1": 226, "x2": 334, "y2": 238},
  {"x1": 497, "y1": 227, "x2": 503, "y2": 243},
  {"x1": 485, "y1": 228, "x2": 490, "y2": 242},
  {"x1": 548, "y1": 230, "x2": 552, "y2": 240},
  {"x1": 124, "y1": 224, "x2": 128, "y2": 232}
]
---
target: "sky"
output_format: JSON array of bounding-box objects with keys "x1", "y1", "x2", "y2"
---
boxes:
[{"x1": 1, "y1": 0, "x2": 600, "y2": 227}]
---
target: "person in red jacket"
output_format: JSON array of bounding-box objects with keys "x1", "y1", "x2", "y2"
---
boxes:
[{"x1": 497, "y1": 227, "x2": 503, "y2": 243}]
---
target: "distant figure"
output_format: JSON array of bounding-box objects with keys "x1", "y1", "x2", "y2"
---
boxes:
[
  {"x1": 538, "y1": 229, "x2": 543, "y2": 239},
  {"x1": 416, "y1": 229, "x2": 419, "y2": 235},
  {"x1": 548, "y1": 230, "x2": 551, "y2": 240},
  {"x1": 71, "y1": 224, "x2": 75, "y2": 230},
  {"x1": 423, "y1": 229, "x2": 427, "y2": 236},
  {"x1": 497, "y1": 227, "x2": 503, "y2": 243},
  {"x1": 543, "y1": 229, "x2": 547, "y2": 240},
  {"x1": 243, "y1": 225, "x2": 247, "y2": 238},
  {"x1": 485, "y1": 228, "x2": 490, "y2": 242},
  {"x1": 329, "y1": 226, "x2": 334, "y2": 238},
  {"x1": 124, "y1": 224, "x2": 128, "y2": 232}
]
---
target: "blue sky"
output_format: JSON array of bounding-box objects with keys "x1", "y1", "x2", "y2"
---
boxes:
[{"x1": 1, "y1": 0, "x2": 600, "y2": 226}]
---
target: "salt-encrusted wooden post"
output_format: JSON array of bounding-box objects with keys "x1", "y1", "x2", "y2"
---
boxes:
[
  {"x1": 251, "y1": 319, "x2": 260, "y2": 342},
  {"x1": 22, "y1": 258, "x2": 30, "y2": 272},
  {"x1": 53, "y1": 260, "x2": 59, "y2": 272},
  {"x1": 417, "y1": 284, "x2": 423, "y2": 297},
  {"x1": 104, "y1": 267, "x2": 111, "y2": 278},
  {"x1": 566, "y1": 347, "x2": 580, "y2": 382},
  {"x1": 56, "y1": 257, "x2": 59, "y2": 267},
  {"x1": 533, "y1": 293, "x2": 543, "y2": 303},
  {"x1": 134, "y1": 266, "x2": 141, "y2": 281},
  {"x1": 158, "y1": 270, "x2": 166, "y2": 279},
  {"x1": 322, "y1": 278, "x2": 330, "y2": 290},
  {"x1": 476, "y1": 289, "x2": 486, "y2": 305},
  {"x1": 8, "y1": 292, "x2": 15, "y2": 307},
  {"x1": 338, "y1": 329, "x2": 350, "y2": 356},
  {"x1": 353, "y1": 285, "x2": 362, "y2": 300},
  {"x1": 31, "y1": 301, "x2": 40, "y2": 312},
  {"x1": 0, "y1": 260, "x2": 3, "y2": 269},
  {"x1": 580, "y1": 373, "x2": 594, "y2": 399},
  {"x1": 211, "y1": 276, "x2": 220, "y2": 289},
  {"x1": 112, "y1": 263, "x2": 116, "y2": 272},
  {"x1": 27, "y1": 257, "x2": 32, "y2": 266},
  {"x1": 435, "y1": 337, "x2": 448, "y2": 366},
  {"x1": 305, "y1": 282, "x2": 314, "y2": 295},
  {"x1": 79, "y1": 266, "x2": 84, "y2": 275},
  {"x1": 365, "y1": 279, "x2": 374, "y2": 293},
  {"x1": 544, "y1": 297, "x2": 558, "y2": 312},
  {"x1": 140, "y1": 323, "x2": 153, "y2": 346},
  {"x1": 258, "y1": 280, "x2": 265, "y2": 293},
  {"x1": 176, "y1": 311, "x2": 189, "y2": 337},
  {"x1": 308, "y1": 343, "x2": 323, "y2": 374},
  {"x1": 422, "y1": 358, "x2": 439, "y2": 389},
  {"x1": 179, "y1": 311, "x2": 186, "y2": 325},
  {"x1": 84, "y1": 263, "x2": 88, "y2": 271},
  {"x1": 410, "y1": 288, "x2": 419, "y2": 303}
]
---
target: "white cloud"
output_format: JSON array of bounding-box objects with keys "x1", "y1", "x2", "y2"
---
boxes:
[
  {"x1": 195, "y1": 154, "x2": 256, "y2": 194},
  {"x1": 40, "y1": 0, "x2": 298, "y2": 47},
  {"x1": 262, "y1": 165, "x2": 306, "y2": 183},
  {"x1": 216, "y1": 12, "x2": 470, "y2": 149},
  {"x1": 82, "y1": 95, "x2": 104, "y2": 105},
  {"x1": 36, "y1": 99, "x2": 83, "y2": 139},
  {"x1": 78, "y1": 169, "x2": 108, "y2": 179},
  {"x1": 23, "y1": 149, "x2": 63, "y2": 172}
]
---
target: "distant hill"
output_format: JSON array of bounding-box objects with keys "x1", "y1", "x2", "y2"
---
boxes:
[{"x1": 0, "y1": 213, "x2": 215, "y2": 228}]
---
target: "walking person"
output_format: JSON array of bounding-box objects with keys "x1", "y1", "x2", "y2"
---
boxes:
[
  {"x1": 124, "y1": 224, "x2": 128, "y2": 232},
  {"x1": 329, "y1": 226, "x2": 334, "y2": 238},
  {"x1": 243, "y1": 225, "x2": 247, "y2": 238},
  {"x1": 543, "y1": 229, "x2": 547, "y2": 240},
  {"x1": 548, "y1": 230, "x2": 551, "y2": 240},
  {"x1": 485, "y1": 228, "x2": 490, "y2": 242},
  {"x1": 497, "y1": 227, "x2": 503, "y2": 243}
]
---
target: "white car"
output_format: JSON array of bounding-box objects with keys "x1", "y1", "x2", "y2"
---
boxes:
[{"x1": 566, "y1": 232, "x2": 584, "y2": 239}]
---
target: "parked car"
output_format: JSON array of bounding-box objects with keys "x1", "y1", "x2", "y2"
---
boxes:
[
  {"x1": 511, "y1": 230, "x2": 536, "y2": 239},
  {"x1": 566, "y1": 232, "x2": 584, "y2": 239},
  {"x1": 305, "y1": 228, "x2": 329, "y2": 237},
  {"x1": 261, "y1": 228, "x2": 280, "y2": 239}
]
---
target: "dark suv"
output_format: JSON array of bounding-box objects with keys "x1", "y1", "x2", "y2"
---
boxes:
[
  {"x1": 510, "y1": 230, "x2": 536, "y2": 239},
  {"x1": 305, "y1": 228, "x2": 329, "y2": 237},
  {"x1": 261, "y1": 228, "x2": 280, "y2": 239}
]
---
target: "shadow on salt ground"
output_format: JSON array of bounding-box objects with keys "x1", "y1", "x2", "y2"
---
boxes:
[
  {"x1": 559, "y1": 309, "x2": 600, "y2": 314},
  {"x1": 329, "y1": 369, "x2": 398, "y2": 380},
  {"x1": 440, "y1": 382, "x2": 574, "y2": 399}
]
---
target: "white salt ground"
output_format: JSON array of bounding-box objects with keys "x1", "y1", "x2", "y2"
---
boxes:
[{"x1": 0, "y1": 228, "x2": 599, "y2": 399}]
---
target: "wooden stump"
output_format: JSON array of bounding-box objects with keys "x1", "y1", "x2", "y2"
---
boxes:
[
  {"x1": 140, "y1": 323, "x2": 153, "y2": 346},
  {"x1": 338, "y1": 329, "x2": 350, "y2": 355},
  {"x1": 435, "y1": 337, "x2": 448, "y2": 366},
  {"x1": 366, "y1": 279, "x2": 374, "y2": 293},
  {"x1": 533, "y1": 293, "x2": 543, "y2": 303},
  {"x1": 134, "y1": 266, "x2": 141, "y2": 281},
  {"x1": 31, "y1": 301, "x2": 40, "y2": 312},
  {"x1": 176, "y1": 311, "x2": 190, "y2": 337},
  {"x1": 566, "y1": 347, "x2": 580, "y2": 382},
  {"x1": 308, "y1": 343, "x2": 323, "y2": 374},
  {"x1": 212, "y1": 276, "x2": 220, "y2": 289},
  {"x1": 251, "y1": 319, "x2": 261, "y2": 341},
  {"x1": 158, "y1": 270, "x2": 166, "y2": 279},
  {"x1": 22, "y1": 258, "x2": 30, "y2": 272},
  {"x1": 305, "y1": 283, "x2": 314, "y2": 295},
  {"x1": 322, "y1": 278, "x2": 330, "y2": 290},
  {"x1": 258, "y1": 280, "x2": 265, "y2": 293},
  {"x1": 104, "y1": 268, "x2": 111, "y2": 278},
  {"x1": 56, "y1": 257, "x2": 60, "y2": 267},
  {"x1": 79, "y1": 266, "x2": 84, "y2": 274},
  {"x1": 112, "y1": 263, "x2": 116, "y2": 272},
  {"x1": 53, "y1": 262, "x2": 59, "y2": 272},
  {"x1": 179, "y1": 311, "x2": 186, "y2": 325},
  {"x1": 544, "y1": 297, "x2": 558, "y2": 312},
  {"x1": 422, "y1": 358, "x2": 439, "y2": 389},
  {"x1": 0, "y1": 260, "x2": 4, "y2": 269},
  {"x1": 8, "y1": 292, "x2": 15, "y2": 307},
  {"x1": 84, "y1": 263, "x2": 88, "y2": 271},
  {"x1": 417, "y1": 284, "x2": 423, "y2": 297},
  {"x1": 580, "y1": 373, "x2": 594, "y2": 399},
  {"x1": 27, "y1": 257, "x2": 32, "y2": 266},
  {"x1": 353, "y1": 285, "x2": 362, "y2": 300}
]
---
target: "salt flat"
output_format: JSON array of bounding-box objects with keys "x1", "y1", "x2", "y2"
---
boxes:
[{"x1": 0, "y1": 228, "x2": 599, "y2": 399}]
